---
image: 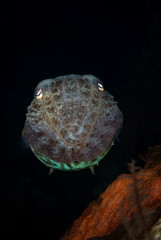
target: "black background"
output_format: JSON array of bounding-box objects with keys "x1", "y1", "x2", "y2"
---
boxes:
[{"x1": 1, "y1": 1, "x2": 161, "y2": 239}]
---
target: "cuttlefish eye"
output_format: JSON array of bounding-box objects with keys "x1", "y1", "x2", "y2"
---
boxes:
[
  {"x1": 35, "y1": 88, "x2": 43, "y2": 100},
  {"x1": 98, "y1": 82, "x2": 104, "y2": 92}
]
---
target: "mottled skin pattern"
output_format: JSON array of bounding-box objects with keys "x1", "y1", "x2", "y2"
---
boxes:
[{"x1": 22, "y1": 75, "x2": 123, "y2": 172}]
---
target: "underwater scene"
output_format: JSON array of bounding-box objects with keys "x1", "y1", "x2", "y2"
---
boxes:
[{"x1": 2, "y1": 1, "x2": 161, "y2": 239}]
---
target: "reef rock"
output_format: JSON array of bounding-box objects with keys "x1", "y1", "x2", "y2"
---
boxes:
[
  {"x1": 139, "y1": 145, "x2": 161, "y2": 168},
  {"x1": 61, "y1": 159, "x2": 161, "y2": 240}
]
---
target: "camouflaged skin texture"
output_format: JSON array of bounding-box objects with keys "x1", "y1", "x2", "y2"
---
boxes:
[{"x1": 22, "y1": 74, "x2": 123, "y2": 165}]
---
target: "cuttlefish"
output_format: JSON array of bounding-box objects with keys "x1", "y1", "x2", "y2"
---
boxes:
[{"x1": 22, "y1": 74, "x2": 123, "y2": 174}]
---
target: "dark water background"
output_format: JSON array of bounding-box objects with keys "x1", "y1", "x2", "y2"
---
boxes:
[{"x1": 1, "y1": 1, "x2": 161, "y2": 239}]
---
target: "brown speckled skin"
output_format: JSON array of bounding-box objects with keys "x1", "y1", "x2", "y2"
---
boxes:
[{"x1": 22, "y1": 75, "x2": 123, "y2": 164}]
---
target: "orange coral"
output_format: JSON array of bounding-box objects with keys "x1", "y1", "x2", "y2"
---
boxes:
[{"x1": 61, "y1": 161, "x2": 161, "y2": 240}]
